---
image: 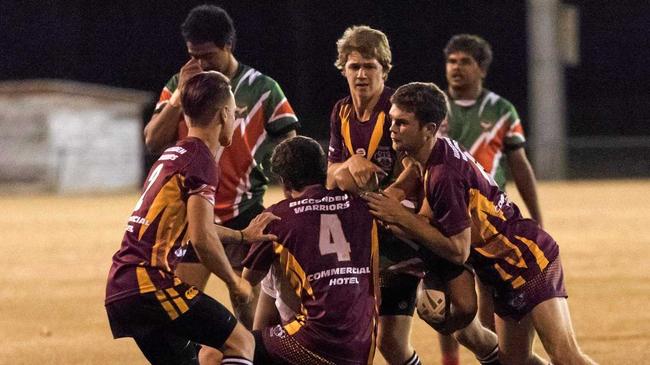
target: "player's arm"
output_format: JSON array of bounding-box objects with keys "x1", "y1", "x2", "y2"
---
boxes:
[
  {"x1": 252, "y1": 289, "x2": 282, "y2": 331},
  {"x1": 382, "y1": 157, "x2": 421, "y2": 203},
  {"x1": 144, "y1": 59, "x2": 203, "y2": 154},
  {"x1": 242, "y1": 267, "x2": 268, "y2": 287},
  {"x1": 506, "y1": 147, "x2": 543, "y2": 227},
  {"x1": 363, "y1": 192, "x2": 471, "y2": 265},
  {"x1": 328, "y1": 156, "x2": 384, "y2": 192},
  {"x1": 187, "y1": 194, "x2": 252, "y2": 302},
  {"x1": 215, "y1": 212, "x2": 280, "y2": 245}
]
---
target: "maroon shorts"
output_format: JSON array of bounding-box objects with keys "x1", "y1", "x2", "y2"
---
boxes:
[
  {"x1": 182, "y1": 203, "x2": 265, "y2": 269},
  {"x1": 254, "y1": 325, "x2": 336, "y2": 365},
  {"x1": 493, "y1": 256, "x2": 568, "y2": 321}
]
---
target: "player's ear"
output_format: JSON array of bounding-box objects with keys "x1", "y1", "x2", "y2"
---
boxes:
[{"x1": 424, "y1": 122, "x2": 438, "y2": 136}]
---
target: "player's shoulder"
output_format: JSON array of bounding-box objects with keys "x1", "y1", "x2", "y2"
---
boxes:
[
  {"x1": 482, "y1": 89, "x2": 517, "y2": 114},
  {"x1": 233, "y1": 63, "x2": 282, "y2": 92}
]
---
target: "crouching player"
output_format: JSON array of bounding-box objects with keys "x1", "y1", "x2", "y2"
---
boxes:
[
  {"x1": 364, "y1": 82, "x2": 597, "y2": 365},
  {"x1": 105, "y1": 72, "x2": 276, "y2": 365},
  {"x1": 243, "y1": 136, "x2": 379, "y2": 365}
]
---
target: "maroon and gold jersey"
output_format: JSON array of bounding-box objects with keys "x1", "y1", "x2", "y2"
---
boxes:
[
  {"x1": 243, "y1": 186, "x2": 378, "y2": 365},
  {"x1": 424, "y1": 137, "x2": 559, "y2": 292},
  {"x1": 105, "y1": 137, "x2": 218, "y2": 304},
  {"x1": 328, "y1": 87, "x2": 396, "y2": 186}
]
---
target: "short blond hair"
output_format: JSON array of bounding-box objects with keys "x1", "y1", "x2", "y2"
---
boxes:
[{"x1": 335, "y1": 25, "x2": 392, "y2": 75}]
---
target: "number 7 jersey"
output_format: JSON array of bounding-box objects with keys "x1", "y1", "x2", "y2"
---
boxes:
[
  {"x1": 105, "y1": 137, "x2": 218, "y2": 305},
  {"x1": 243, "y1": 185, "x2": 379, "y2": 364}
]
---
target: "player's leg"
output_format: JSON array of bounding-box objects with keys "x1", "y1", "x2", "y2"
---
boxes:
[
  {"x1": 495, "y1": 314, "x2": 547, "y2": 365},
  {"x1": 222, "y1": 203, "x2": 266, "y2": 329},
  {"x1": 420, "y1": 268, "x2": 498, "y2": 364},
  {"x1": 477, "y1": 277, "x2": 496, "y2": 330},
  {"x1": 253, "y1": 288, "x2": 282, "y2": 331},
  {"x1": 377, "y1": 273, "x2": 421, "y2": 365},
  {"x1": 438, "y1": 334, "x2": 460, "y2": 365},
  {"x1": 133, "y1": 333, "x2": 199, "y2": 365},
  {"x1": 530, "y1": 297, "x2": 597, "y2": 364},
  {"x1": 169, "y1": 289, "x2": 254, "y2": 363}
]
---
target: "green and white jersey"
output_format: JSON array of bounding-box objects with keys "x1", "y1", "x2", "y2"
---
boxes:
[
  {"x1": 154, "y1": 63, "x2": 299, "y2": 223},
  {"x1": 446, "y1": 89, "x2": 525, "y2": 189}
]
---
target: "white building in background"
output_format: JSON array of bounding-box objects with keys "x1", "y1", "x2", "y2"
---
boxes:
[{"x1": 0, "y1": 79, "x2": 152, "y2": 193}]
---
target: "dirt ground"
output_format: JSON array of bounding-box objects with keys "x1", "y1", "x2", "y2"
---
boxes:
[{"x1": 1, "y1": 180, "x2": 648, "y2": 364}]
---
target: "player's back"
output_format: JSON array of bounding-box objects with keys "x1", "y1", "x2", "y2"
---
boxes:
[
  {"x1": 425, "y1": 137, "x2": 558, "y2": 291},
  {"x1": 106, "y1": 137, "x2": 217, "y2": 304},
  {"x1": 264, "y1": 185, "x2": 377, "y2": 363}
]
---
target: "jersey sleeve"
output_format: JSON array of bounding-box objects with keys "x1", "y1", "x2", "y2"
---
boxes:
[
  {"x1": 427, "y1": 167, "x2": 471, "y2": 237},
  {"x1": 153, "y1": 74, "x2": 180, "y2": 114},
  {"x1": 328, "y1": 101, "x2": 344, "y2": 163},
  {"x1": 184, "y1": 148, "x2": 218, "y2": 205},
  {"x1": 242, "y1": 240, "x2": 275, "y2": 273},
  {"x1": 263, "y1": 79, "x2": 299, "y2": 136},
  {"x1": 503, "y1": 102, "x2": 526, "y2": 150}
]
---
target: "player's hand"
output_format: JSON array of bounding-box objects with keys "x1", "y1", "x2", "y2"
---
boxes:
[
  {"x1": 241, "y1": 212, "x2": 280, "y2": 244},
  {"x1": 346, "y1": 155, "x2": 385, "y2": 190},
  {"x1": 228, "y1": 276, "x2": 253, "y2": 305},
  {"x1": 178, "y1": 58, "x2": 203, "y2": 90},
  {"x1": 362, "y1": 190, "x2": 411, "y2": 226}
]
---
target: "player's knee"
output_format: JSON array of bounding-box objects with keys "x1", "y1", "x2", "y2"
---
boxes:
[
  {"x1": 545, "y1": 338, "x2": 586, "y2": 365},
  {"x1": 198, "y1": 346, "x2": 222, "y2": 364},
  {"x1": 221, "y1": 323, "x2": 255, "y2": 358}
]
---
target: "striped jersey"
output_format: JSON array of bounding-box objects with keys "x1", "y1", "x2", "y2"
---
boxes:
[
  {"x1": 105, "y1": 137, "x2": 217, "y2": 304},
  {"x1": 154, "y1": 63, "x2": 299, "y2": 223},
  {"x1": 328, "y1": 87, "x2": 397, "y2": 187},
  {"x1": 446, "y1": 89, "x2": 525, "y2": 189},
  {"x1": 424, "y1": 137, "x2": 558, "y2": 292},
  {"x1": 243, "y1": 186, "x2": 378, "y2": 365}
]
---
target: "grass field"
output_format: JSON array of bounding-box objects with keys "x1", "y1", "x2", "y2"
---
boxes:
[{"x1": 1, "y1": 180, "x2": 649, "y2": 364}]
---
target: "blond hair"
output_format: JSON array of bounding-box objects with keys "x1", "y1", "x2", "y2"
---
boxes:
[{"x1": 335, "y1": 25, "x2": 392, "y2": 75}]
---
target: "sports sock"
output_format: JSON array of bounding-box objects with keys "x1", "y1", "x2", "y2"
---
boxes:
[
  {"x1": 404, "y1": 351, "x2": 422, "y2": 365},
  {"x1": 476, "y1": 344, "x2": 501, "y2": 365},
  {"x1": 221, "y1": 356, "x2": 253, "y2": 365}
]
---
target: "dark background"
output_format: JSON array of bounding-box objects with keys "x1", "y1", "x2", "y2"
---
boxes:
[{"x1": 2, "y1": 1, "x2": 649, "y2": 154}]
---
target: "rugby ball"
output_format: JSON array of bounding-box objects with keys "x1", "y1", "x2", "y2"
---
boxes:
[{"x1": 415, "y1": 280, "x2": 447, "y2": 324}]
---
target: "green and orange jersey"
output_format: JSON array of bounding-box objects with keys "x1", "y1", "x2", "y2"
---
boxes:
[
  {"x1": 424, "y1": 137, "x2": 558, "y2": 292},
  {"x1": 446, "y1": 89, "x2": 525, "y2": 190},
  {"x1": 154, "y1": 63, "x2": 299, "y2": 223},
  {"x1": 105, "y1": 137, "x2": 217, "y2": 306}
]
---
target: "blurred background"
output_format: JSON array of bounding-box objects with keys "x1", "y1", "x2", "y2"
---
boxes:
[{"x1": 1, "y1": 0, "x2": 648, "y2": 193}]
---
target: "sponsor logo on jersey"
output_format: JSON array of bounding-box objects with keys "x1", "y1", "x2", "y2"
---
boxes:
[
  {"x1": 174, "y1": 247, "x2": 187, "y2": 257},
  {"x1": 355, "y1": 148, "x2": 366, "y2": 156}
]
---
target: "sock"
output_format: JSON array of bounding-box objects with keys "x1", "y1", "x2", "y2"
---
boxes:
[
  {"x1": 442, "y1": 353, "x2": 460, "y2": 365},
  {"x1": 221, "y1": 356, "x2": 253, "y2": 365},
  {"x1": 404, "y1": 351, "x2": 422, "y2": 365},
  {"x1": 476, "y1": 344, "x2": 501, "y2": 365}
]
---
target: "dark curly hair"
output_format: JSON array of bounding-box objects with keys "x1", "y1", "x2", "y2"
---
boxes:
[
  {"x1": 271, "y1": 136, "x2": 327, "y2": 191},
  {"x1": 444, "y1": 34, "x2": 493, "y2": 72},
  {"x1": 181, "y1": 5, "x2": 236, "y2": 51}
]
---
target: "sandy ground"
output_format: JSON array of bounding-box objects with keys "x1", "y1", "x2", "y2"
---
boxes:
[{"x1": 1, "y1": 180, "x2": 649, "y2": 364}]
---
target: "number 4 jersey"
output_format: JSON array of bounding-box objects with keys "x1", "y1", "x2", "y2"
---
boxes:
[
  {"x1": 243, "y1": 185, "x2": 379, "y2": 364},
  {"x1": 105, "y1": 137, "x2": 218, "y2": 305}
]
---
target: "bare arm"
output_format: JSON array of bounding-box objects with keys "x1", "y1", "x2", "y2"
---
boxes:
[
  {"x1": 144, "y1": 58, "x2": 203, "y2": 154},
  {"x1": 215, "y1": 212, "x2": 280, "y2": 245},
  {"x1": 144, "y1": 101, "x2": 183, "y2": 154},
  {"x1": 242, "y1": 268, "x2": 268, "y2": 287},
  {"x1": 187, "y1": 195, "x2": 252, "y2": 301},
  {"x1": 507, "y1": 148, "x2": 543, "y2": 227},
  {"x1": 327, "y1": 155, "x2": 384, "y2": 191},
  {"x1": 363, "y1": 192, "x2": 471, "y2": 265}
]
